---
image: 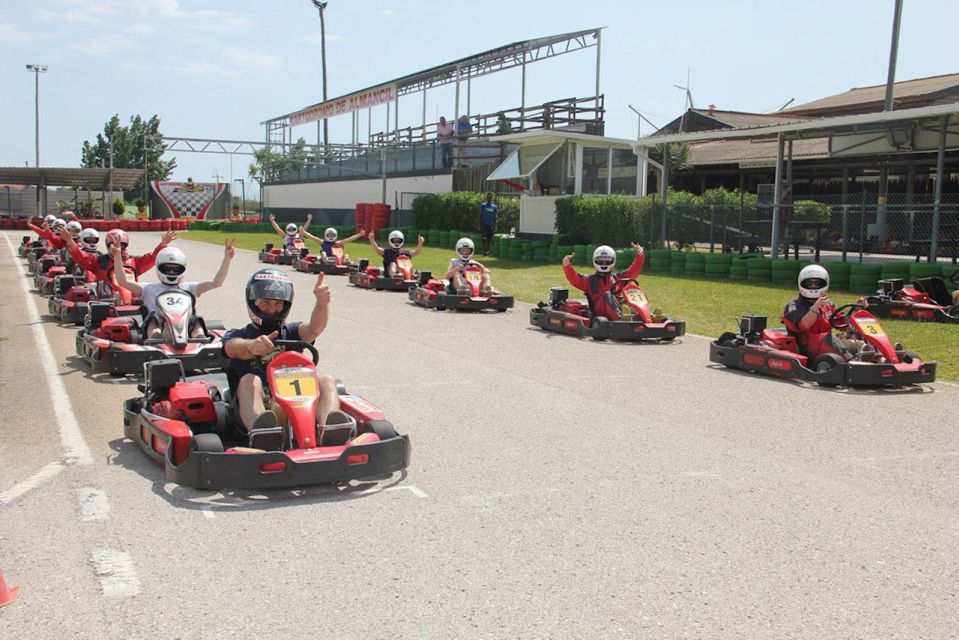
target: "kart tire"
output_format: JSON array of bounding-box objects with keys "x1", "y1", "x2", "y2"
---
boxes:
[
  {"x1": 900, "y1": 351, "x2": 921, "y2": 364},
  {"x1": 367, "y1": 420, "x2": 398, "y2": 440},
  {"x1": 591, "y1": 317, "x2": 609, "y2": 341},
  {"x1": 717, "y1": 331, "x2": 740, "y2": 348},
  {"x1": 190, "y1": 433, "x2": 224, "y2": 453},
  {"x1": 811, "y1": 353, "x2": 844, "y2": 386},
  {"x1": 335, "y1": 379, "x2": 348, "y2": 395}
]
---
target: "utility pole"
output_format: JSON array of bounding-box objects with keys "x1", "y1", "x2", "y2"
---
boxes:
[
  {"x1": 311, "y1": 1, "x2": 330, "y2": 156},
  {"x1": 108, "y1": 138, "x2": 114, "y2": 219},
  {"x1": 26, "y1": 63, "x2": 47, "y2": 213}
]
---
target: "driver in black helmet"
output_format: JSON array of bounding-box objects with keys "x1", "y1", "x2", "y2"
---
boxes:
[{"x1": 223, "y1": 269, "x2": 346, "y2": 450}]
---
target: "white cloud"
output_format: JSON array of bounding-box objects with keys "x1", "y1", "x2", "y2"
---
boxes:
[
  {"x1": 69, "y1": 35, "x2": 137, "y2": 55},
  {"x1": 125, "y1": 23, "x2": 155, "y2": 35},
  {"x1": 173, "y1": 59, "x2": 241, "y2": 78},
  {"x1": 181, "y1": 10, "x2": 254, "y2": 32},
  {"x1": 0, "y1": 22, "x2": 34, "y2": 44},
  {"x1": 296, "y1": 32, "x2": 346, "y2": 45},
  {"x1": 376, "y1": 9, "x2": 396, "y2": 18},
  {"x1": 223, "y1": 48, "x2": 283, "y2": 73}
]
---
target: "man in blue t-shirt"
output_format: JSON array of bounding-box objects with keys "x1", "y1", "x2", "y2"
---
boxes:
[
  {"x1": 479, "y1": 192, "x2": 498, "y2": 256},
  {"x1": 368, "y1": 229, "x2": 424, "y2": 276},
  {"x1": 223, "y1": 268, "x2": 348, "y2": 450}
]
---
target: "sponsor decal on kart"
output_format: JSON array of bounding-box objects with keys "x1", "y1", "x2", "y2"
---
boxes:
[{"x1": 273, "y1": 367, "x2": 317, "y2": 402}]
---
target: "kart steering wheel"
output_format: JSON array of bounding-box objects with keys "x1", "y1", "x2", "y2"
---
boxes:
[
  {"x1": 610, "y1": 277, "x2": 637, "y2": 298},
  {"x1": 269, "y1": 339, "x2": 319, "y2": 365},
  {"x1": 828, "y1": 302, "x2": 865, "y2": 330}
]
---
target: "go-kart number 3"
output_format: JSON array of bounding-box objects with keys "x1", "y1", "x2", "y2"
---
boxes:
[
  {"x1": 274, "y1": 369, "x2": 317, "y2": 400},
  {"x1": 857, "y1": 320, "x2": 885, "y2": 337}
]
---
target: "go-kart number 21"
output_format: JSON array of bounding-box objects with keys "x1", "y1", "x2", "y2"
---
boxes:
[
  {"x1": 858, "y1": 320, "x2": 885, "y2": 337},
  {"x1": 275, "y1": 372, "x2": 317, "y2": 399}
]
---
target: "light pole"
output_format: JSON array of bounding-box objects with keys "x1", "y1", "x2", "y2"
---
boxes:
[
  {"x1": 311, "y1": 1, "x2": 330, "y2": 155},
  {"x1": 234, "y1": 179, "x2": 245, "y2": 216},
  {"x1": 143, "y1": 133, "x2": 161, "y2": 218},
  {"x1": 26, "y1": 63, "x2": 47, "y2": 214}
]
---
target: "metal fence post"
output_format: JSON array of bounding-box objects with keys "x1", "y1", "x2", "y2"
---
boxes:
[
  {"x1": 709, "y1": 205, "x2": 715, "y2": 252},
  {"x1": 859, "y1": 196, "x2": 866, "y2": 264},
  {"x1": 738, "y1": 192, "x2": 744, "y2": 253},
  {"x1": 841, "y1": 205, "x2": 849, "y2": 262}
]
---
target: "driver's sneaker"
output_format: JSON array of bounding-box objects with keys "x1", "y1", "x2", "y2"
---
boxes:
[
  {"x1": 456, "y1": 285, "x2": 470, "y2": 295},
  {"x1": 479, "y1": 286, "x2": 493, "y2": 297},
  {"x1": 250, "y1": 411, "x2": 284, "y2": 451},
  {"x1": 318, "y1": 409, "x2": 357, "y2": 446},
  {"x1": 858, "y1": 343, "x2": 879, "y2": 362}
]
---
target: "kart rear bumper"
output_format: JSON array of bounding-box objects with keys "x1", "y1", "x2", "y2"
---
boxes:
[
  {"x1": 49, "y1": 297, "x2": 88, "y2": 324},
  {"x1": 530, "y1": 307, "x2": 685, "y2": 341},
  {"x1": 866, "y1": 300, "x2": 959, "y2": 324}
]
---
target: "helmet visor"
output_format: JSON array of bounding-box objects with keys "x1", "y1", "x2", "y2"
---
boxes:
[
  {"x1": 801, "y1": 278, "x2": 826, "y2": 290},
  {"x1": 158, "y1": 264, "x2": 186, "y2": 276},
  {"x1": 594, "y1": 256, "x2": 615, "y2": 268},
  {"x1": 389, "y1": 238, "x2": 404, "y2": 247}
]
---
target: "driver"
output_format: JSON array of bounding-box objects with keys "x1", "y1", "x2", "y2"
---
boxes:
[
  {"x1": 782, "y1": 264, "x2": 866, "y2": 359},
  {"x1": 561, "y1": 243, "x2": 645, "y2": 320},
  {"x1": 222, "y1": 268, "x2": 348, "y2": 450},
  {"x1": 369, "y1": 230, "x2": 424, "y2": 277},
  {"x1": 268, "y1": 212, "x2": 311, "y2": 254},
  {"x1": 111, "y1": 240, "x2": 234, "y2": 339},
  {"x1": 444, "y1": 237, "x2": 493, "y2": 296},
  {"x1": 27, "y1": 215, "x2": 65, "y2": 249},
  {"x1": 299, "y1": 226, "x2": 366, "y2": 263}
]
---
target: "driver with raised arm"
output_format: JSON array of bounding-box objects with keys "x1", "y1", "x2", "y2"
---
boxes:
[
  {"x1": 561, "y1": 243, "x2": 645, "y2": 320},
  {"x1": 222, "y1": 268, "x2": 348, "y2": 450},
  {"x1": 782, "y1": 264, "x2": 866, "y2": 359}
]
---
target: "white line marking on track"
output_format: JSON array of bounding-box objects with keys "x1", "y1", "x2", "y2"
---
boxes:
[
  {"x1": 0, "y1": 461, "x2": 64, "y2": 506},
  {"x1": 360, "y1": 484, "x2": 428, "y2": 498},
  {"x1": 77, "y1": 487, "x2": 111, "y2": 522},
  {"x1": 91, "y1": 549, "x2": 141, "y2": 598},
  {"x1": 200, "y1": 506, "x2": 216, "y2": 519},
  {"x1": 4, "y1": 234, "x2": 93, "y2": 466}
]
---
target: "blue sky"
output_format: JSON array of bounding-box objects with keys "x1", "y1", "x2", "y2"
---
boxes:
[{"x1": 1, "y1": 0, "x2": 956, "y2": 199}]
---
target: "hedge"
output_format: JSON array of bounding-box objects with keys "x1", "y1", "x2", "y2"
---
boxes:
[{"x1": 412, "y1": 192, "x2": 518, "y2": 233}]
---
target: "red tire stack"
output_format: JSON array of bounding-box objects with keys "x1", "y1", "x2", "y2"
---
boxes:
[{"x1": 368, "y1": 203, "x2": 392, "y2": 239}]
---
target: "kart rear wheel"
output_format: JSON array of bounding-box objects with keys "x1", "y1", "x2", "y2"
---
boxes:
[
  {"x1": 900, "y1": 350, "x2": 921, "y2": 364},
  {"x1": 591, "y1": 317, "x2": 609, "y2": 341},
  {"x1": 717, "y1": 331, "x2": 740, "y2": 348},
  {"x1": 190, "y1": 433, "x2": 224, "y2": 453},
  {"x1": 811, "y1": 353, "x2": 844, "y2": 386}
]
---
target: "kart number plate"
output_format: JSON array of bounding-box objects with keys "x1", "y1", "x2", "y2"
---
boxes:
[
  {"x1": 857, "y1": 319, "x2": 885, "y2": 337},
  {"x1": 625, "y1": 289, "x2": 646, "y2": 304},
  {"x1": 466, "y1": 270, "x2": 482, "y2": 285},
  {"x1": 273, "y1": 367, "x2": 317, "y2": 401}
]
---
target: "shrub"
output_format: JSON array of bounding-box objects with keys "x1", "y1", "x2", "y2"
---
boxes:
[{"x1": 412, "y1": 192, "x2": 518, "y2": 233}]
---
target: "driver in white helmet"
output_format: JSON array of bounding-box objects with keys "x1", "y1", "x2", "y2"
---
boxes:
[
  {"x1": 369, "y1": 229, "x2": 424, "y2": 276},
  {"x1": 268, "y1": 212, "x2": 312, "y2": 254},
  {"x1": 782, "y1": 264, "x2": 864, "y2": 359},
  {"x1": 111, "y1": 239, "x2": 235, "y2": 339},
  {"x1": 444, "y1": 237, "x2": 494, "y2": 296},
  {"x1": 562, "y1": 242, "x2": 645, "y2": 319},
  {"x1": 27, "y1": 215, "x2": 67, "y2": 249},
  {"x1": 299, "y1": 225, "x2": 366, "y2": 262}
]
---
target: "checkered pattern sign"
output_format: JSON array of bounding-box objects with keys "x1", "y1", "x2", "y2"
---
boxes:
[{"x1": 151, "y1": 181, "x2": 224, "y2": 219}]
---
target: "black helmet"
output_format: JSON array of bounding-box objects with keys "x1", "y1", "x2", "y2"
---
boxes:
[{"x1": 245, "y1": 269, "x2": 294, "y2": 332}]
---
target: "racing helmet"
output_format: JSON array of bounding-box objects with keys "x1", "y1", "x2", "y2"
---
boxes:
[
  {"x1": 455, "y1": 237, "x2": 475, "y2": 261},
  {"x1": 388, "y1": 230, "x2": 405, "y2": 248},
  {"x1": 245, "y1": 268, "x2": 294, "y2": 332},
  {"x1": 105, "y1": 229, "x2": 130, "y2": 251},
  {"x1": 79, "y1": 228, "x2": 99, "y2": 252},
  {"x1": 65, "y1": 220, "x2": 82, "y2": 239},
  {"x1": 43, "y1": 214, "x2": 57, "y2": 227},
  {"x1": 51, "y1": 219, "x2": 66, "y2": 233},
  {"x1": 324, "y1": 227, "x2": 338, "y2": 242},
  {"x1": 285, "y1": 223, "x2": 298, "y2": 236},
  {"x1": 798, "y1": 264, "x2": 829, "y2": 299},
  {"x1": 156, "y1": 247, "x2": 187, "y2": 285},
  {"x1": 592, "y1": 245, "x2": 616, "y2": 273}
]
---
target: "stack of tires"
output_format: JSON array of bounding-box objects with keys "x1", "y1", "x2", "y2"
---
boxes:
[
  {"x1": 557, "y1": 244, "x2": 574, "y2": 263},
  {"x1": 573, "y1": 244, "x2": 588, "y2": 265},
  {"x1": 771, "y1": 259, "x2": 802, "y2": 286},
  {"x1": 880, "y1": 261, "x2": 911, "y2": 283},
  {"x1": 669, "y1": 251, "x2": 687, "y2": 275},
  {"x1": 910, "y1": 262, "x2": 943, "y2": 282},
  {"x1": 825, "y1": 262, "x2": 851, "y2": 291},
  {"x1": 646, "y1": 249, "x2": 671, "y2": 273},
  {"x1": 427, "y1": 229, "x2": 441, "y2": 246},
  {"x1": 849, "y1": 263, "x2": 881, "y2": 294},
  {"x1": 746, "y1": 257, "x2": 772, "y2": 282},
  {"x1": 684, "y1": 252, "x2": 705, "y2": 276},
  {"x1": 730, "y1": 253, "x2": 761, "y2": 282},
  {"x1": 616, "y1": 248, "x2": 636, "y2": 268},
  {"x1": 704, "y1": 253, "x2": 734, "y2": 278},
  {"x1": 508, "y1": 240, "x2": 524, "y2": 261},
  {"x1": 531, "y1": 240, "x2": 551, "y2": 262}
]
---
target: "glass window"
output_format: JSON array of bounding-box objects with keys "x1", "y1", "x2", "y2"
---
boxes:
[
  {"x1": 487, "y1": 142, "x2": 563, "y2": 181},
  {"x1": 610, "y1": 148, "x2": 639, "y2": 195},
  {"x1": 582, "y1": 146, "x2": 608, "y2": 194}
]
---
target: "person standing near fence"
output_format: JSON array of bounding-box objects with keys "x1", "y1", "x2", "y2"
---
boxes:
[
  {"x1": 437, "y1": 117, "x2": 454, "y2": 169},
  {"x1": 455, "y1": 115, "x2": 473, "y2": 168},
  {"x1": 478, "y1": 192, "x2": 498, "y2": 256}
]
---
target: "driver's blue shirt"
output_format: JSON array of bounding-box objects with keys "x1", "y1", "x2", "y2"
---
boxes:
[
  {"x1": 222, "y1": 321, "x2": 305, "y2": 393},
  {"x1": 321, "y1": 240, "x2": 336, "y2": 255}
]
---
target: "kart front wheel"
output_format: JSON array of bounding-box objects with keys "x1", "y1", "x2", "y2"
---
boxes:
[
  {"x1": 367, "y1": 420, "x2": 398, "y2": 440},
  {"x1": 190, "y1": 433, "x2": 224, "y2": 454}
]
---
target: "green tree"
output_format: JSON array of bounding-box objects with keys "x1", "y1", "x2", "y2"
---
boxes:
[
  {"x1": 247, "y1": 137, "x2": 309, "y2": 183},
  {"x1": 81, "y1": 114, "x2": 176, "y2": 197}
]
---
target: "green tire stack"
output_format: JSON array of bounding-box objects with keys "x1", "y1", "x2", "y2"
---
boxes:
[
  {"x1": 647, "y1": 249, "x2": 671, "y2": 273},
  {"x1": 573, "y1": 244, "x2": 588, "y2": 266},
  {"x1": 557, "y1": 245, "x2": 574, "y2": 263},
  {"x1": 943, "y1": 265, "x2": 959, "y2": 293},
  {"x1": 849, "y1": 263, "x2": 881, "y2": 294},
  {"x1": 909, "y1": 263, "x2": 943, "y2": 281},
  {"x1": 771, "y1": 259, "x2": 802, "y2": 285},
  {"x1": 684, "y1": 252, "x2": 706, "y2": 276},
  {"x1": 669, "y1": 251, "x2": 687, "y2": 275},
  {"x1": 825, "y1": 262, "x2": 852, "y2": 291},
  {"x1": 426, "y1": 229, "x2": 440, "y2": 246},
  {"x1": 746, "y1": 257, "x2": 772, "y2": 282},
  {"x1": 880, "y1": 262, "x2": 911, "y2": 282},
  {"x1": 704, "y1": 253, "x2": 734, "y2": 278}
]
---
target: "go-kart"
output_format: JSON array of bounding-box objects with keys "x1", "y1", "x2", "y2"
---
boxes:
[
  {"x1": 26, "y1": 247, "x2": 55, "y2": 273},
  {"x1": 76, "y1": 289, "x2": 226, "y2": 376},
  {"x1": 530, "y1": 280, "x2": 686, "y2": 341},
  {"x1": 293, "y1": 243, "x2": 357, "y2": 275},
  {"x1": 47, "y1": 276, "x2": 96, "y2": 324},
  {"x1": 30, "y1": 254, "x2": 62, "y2": 285},
  {"x1": 862, "y1": 276, "x2": 959, "y2": 323},
  {"x1": 348, "y1": 256, "x2": 418, "y2": 291},
  {"x1": 709, "y1": 304, "x2": 937, "y2": 386},
  {"x1": 18, "y1": 236, "x2": 43, "y2": 258},
  {"x1": 122, "y1": 341, "x2": 411, "y2": 490},
  {"x1": 258, "y1": 239, "x2": 306, "y2": 265},
  {"x1": 408, "y1": 265, "x2": 513, "y2": 312},
  {"x1": 36, "y1": 259, "x2": 72, "y2": 296}
]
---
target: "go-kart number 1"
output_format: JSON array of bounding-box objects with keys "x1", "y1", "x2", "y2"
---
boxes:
[
  {"x1": 274, "y1": 369, "x2": 317, "y2": 400},
  {"x1": 857, "y1": 320, "x2": 885, "y2": 337}
]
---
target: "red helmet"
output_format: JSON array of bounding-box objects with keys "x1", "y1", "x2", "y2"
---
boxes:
[{"x1": 105, "y1": 229, "x2": 130, "y2": 250}]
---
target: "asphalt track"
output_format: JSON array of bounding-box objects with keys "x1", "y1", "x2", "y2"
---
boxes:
[{"x1": 1, "y1": 230, "x2": 957, "y2": 639}]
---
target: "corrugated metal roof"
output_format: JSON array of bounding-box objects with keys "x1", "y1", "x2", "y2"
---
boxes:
[
  {"x1": 688, "y1": 137, "x2": 828, "y2": 166},
  {"x1": 0, "y1": 167, "x2": 144, "y2": 190},
  {"x1": 783, "y1": 73, "x2": 959, "y2": 115},
  {"x1": 694, "y1": 109, "x2": 807, "y2": 128}
]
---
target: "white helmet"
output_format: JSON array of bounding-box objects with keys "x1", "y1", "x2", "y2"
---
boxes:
[
  {"x1": 593, "y1": 245, "x2": 616, "y2": 273},
  {"x1": 798, "y1": 264, "x2": 829, "y2": 299},
  {"x1": 66, "y1": 220, "x2": 82, "y2": 238},
  {"x1": 324, "y1": 227, "x2": 338, "y2": 242},
  {"x1": 79, "y1": 228, "x2": 99, "y2": 251},
  {"x1": 43, "y1": 214, "x2": 57, "y2": 227},
  {"x1": 388, "y1": 230, "x2": 404, "y2": 247},
  {"x1": 455, "y1": 237, "x2": 475, "y2": 261},
  {"x1": 285, "y1": 223, "x2": 298, "y2": 236},
  {"x1": 51, "y1": 218, "x2": 66, "y2": 232},
  {"x1": 156, "y1": 247, "x2": 187, "y2": 285}
]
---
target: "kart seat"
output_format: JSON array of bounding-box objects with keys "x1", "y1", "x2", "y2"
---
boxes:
[
  {"x1": 426, "y1": 279, "x2": 445, "y2": 292},
  {"x1": 562, "y1": 300, "x2": 590, "y2": 317},
  {"x1": 95, "y1": 316, "x2": 140, "y2": 343},
  {"x1": 167, "y1": 381, "x2": 218, "y2": 423},
  {"x1": 912, "y1": 277, "x2": 952, "y2": 307},
  {"x1": 761, "y1": 328, "x2": 799, "y2": 353}
]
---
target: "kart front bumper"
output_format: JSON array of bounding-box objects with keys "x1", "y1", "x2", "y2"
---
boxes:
[{"x1": 78, "y1": 331, "x2": 227, "y2": 376}]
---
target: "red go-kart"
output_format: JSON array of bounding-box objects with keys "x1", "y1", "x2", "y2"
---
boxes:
[
  {"x1": 47, "y1": 276, "x2": 98, "y2": 324},
  {"x1": 530, "y1": 280, "x2": 685, "y2": 341},
  {"x1": 76, "y1": 289, "x2": 227, "y2": 376},
  {"x1": 408, "y1": 265, "x2": 513, "y2": 312},
  {"x1": 348, "y1": 255, "x2": 418, "y2": 291},
  {"x1": 293, "y1": 243, "x2": 357, "y2": 276},
  {"x1": 122, "y1": 341, "x2": 410, "y2": 489},
  {"x1": 862, "y1": 275, "x2": 959, "y2": 324},
  {"x1": 709, "y1": 304, "x2": 936, "y2": 386},
  {"x1": 258, "y1": 239, "x2": 306, "y2": 266}
]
